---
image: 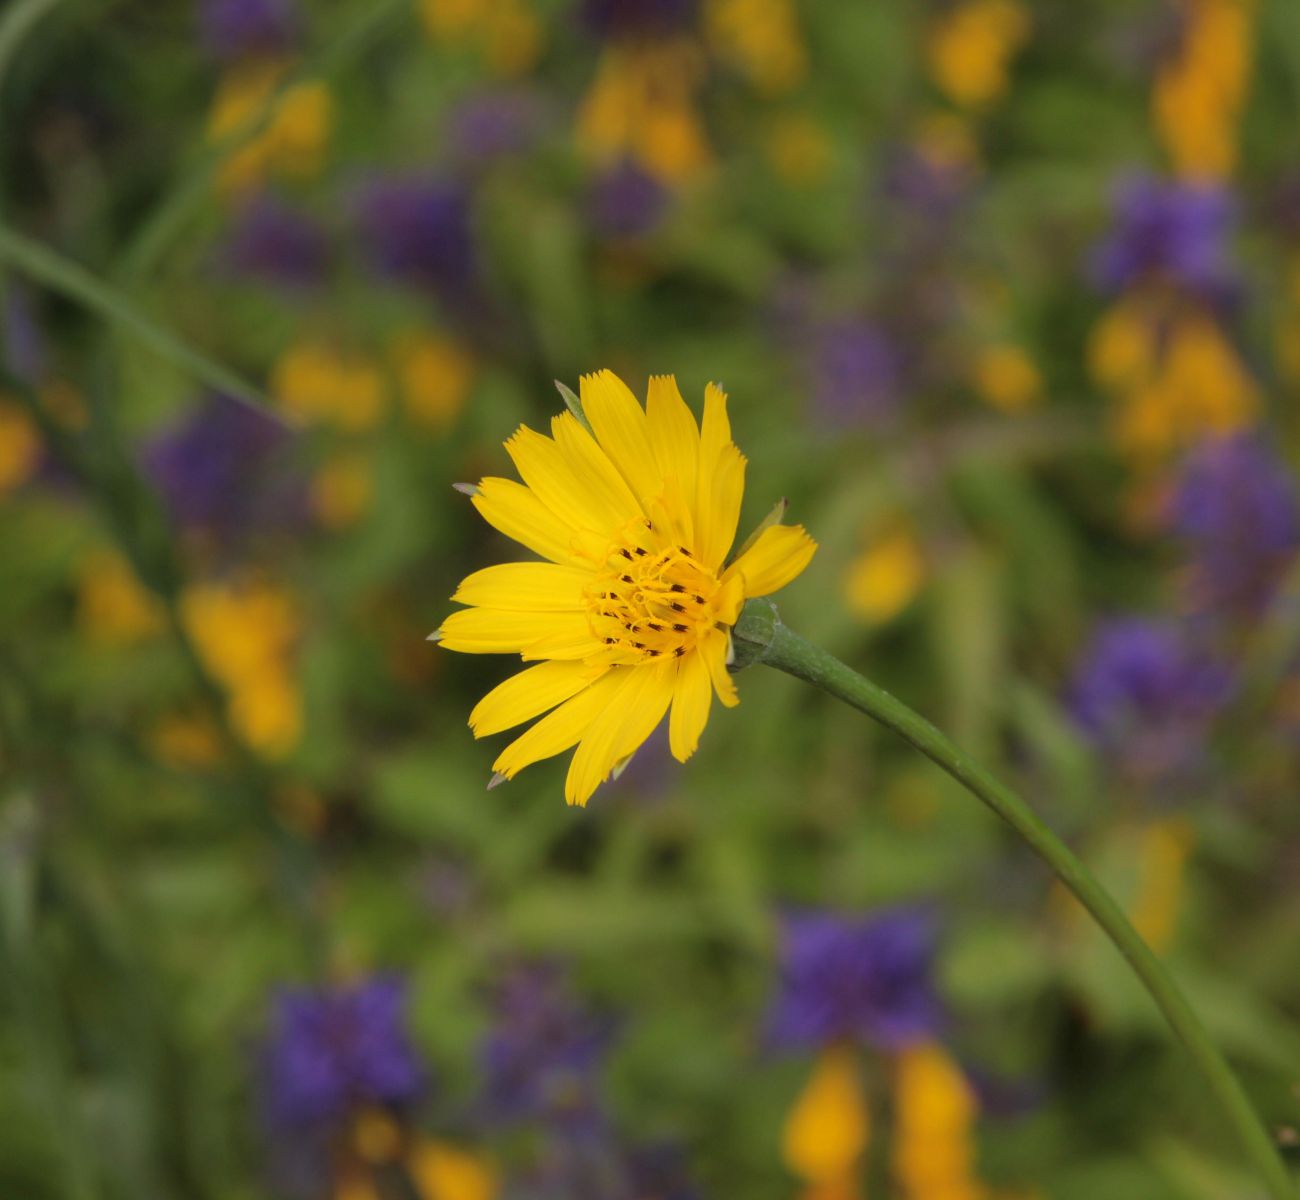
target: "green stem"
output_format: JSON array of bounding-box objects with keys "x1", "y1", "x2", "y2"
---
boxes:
[{"x1": 733, "y1": 601, "x2": 1294, "y2": 1200}]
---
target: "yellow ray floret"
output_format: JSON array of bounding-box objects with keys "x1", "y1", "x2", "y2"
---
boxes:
[{"x1": 435, "y1": 370, "x2": 817, "y2": 806}]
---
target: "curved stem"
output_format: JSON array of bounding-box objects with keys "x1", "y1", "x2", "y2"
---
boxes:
[{"x1": 733, "y1": 602, "x2": 1294, "y2": 1199}]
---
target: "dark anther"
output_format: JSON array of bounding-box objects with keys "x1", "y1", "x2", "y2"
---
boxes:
[
  {"x1": 619, "y1": 548, "x2": 633, "y2": 560},
  {"x1": 678, "y1": 546, "x2": 690, "y2": 555},
  {"x1": 693, "y1": 594, "x2": 705, "y2": 604},
  {"x1": 673, "y1": 646, "x2": 686, "y2": 657},
  {"x1": 621, "y1": 574, "x2": 634, "y2": 584},
  {"x1": 669, "y1": 583, "x2": 685, "y2": 593},
  {"x1": 604, "y1": 637, "x2": 616, "y2": 644},
  {"x1": 633, "y1": 642, "x2": 647, "y2": 650},
  {"x1": 672, "y1": 623, "x2": 688, "y2": 632},
  {"x1": 647, "y1": 622, "x2": 663, "y2": 632},
  {"x1": 670, "y1": 602, "x2": 686, "y2": 613},
  {"x1": 634, "y1": 547, "x2": 648, "y2": 556}
]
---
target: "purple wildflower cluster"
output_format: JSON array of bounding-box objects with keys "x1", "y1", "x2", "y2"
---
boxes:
[
  {"x1": 199, "y1": 0, "x2": 299, "y2": 62},
  {"x1": 768, "y1": 908, "x2": 941, "y2": 1052},
  {"x1": 143, "y1": 392, "x2": 299, "y2": 543},
  {"x1": 1172, "y1": 436, "x2": 1299, "y2": 619},
  {"x1": 577, "y1": 0, "x2": 699, "y2": 40},
  {"x1": 220, "y1": 194, "x2": 328, "y2": 289},
  {"x1": 1067, "y1": 618, "x2": 1232, "y2": 781},
  {"x1": 262, "y1": 976, "x2": 424, "y2": 1133},
  {"x1": 1091, "y1": 174, "x2": 1239, "y2": 306}
]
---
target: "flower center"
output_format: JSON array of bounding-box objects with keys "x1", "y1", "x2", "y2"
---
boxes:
[{"x1": 585, "y1": 522, "x2": 725, "y2": 664}]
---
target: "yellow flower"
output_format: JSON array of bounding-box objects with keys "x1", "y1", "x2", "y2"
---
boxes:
[
  {"x1": 77, "y1": 548, "x2": 165, "y2": 646},
  {"x1": 419, "y1": 0, "x2": 542, "y2": 77},
  {"x1": 782, "y1": 1044, "x2": 869, "y2": 1199},
  {"x1": 0, "y1": 400, "x2": 42, "y2": 495},
  {"x1": 271, "y1": 339, "x2": 387, "y2": 430},
  {"x1": 435, "y1": 371, "x2": 817, "y2": 806},
  {"x1": 393, "y1": 331, "x2": 475, "y2": 433},
  {"x1": 843, "y1": 525, "x2": 925, "y2": 626},
  {"x1": 1152, "y1": 0, "x2": 1254, "y2": 181},
  {"x1": 1129, "y1": 818, "x2": 1194, "y2": 952},
  {"x1": 207, "y1": 61, "x2": 333, "y2": 194},
  {"x1": 409, "y1": 1139, "x2": 498, "y2": 1200},
  {"x1": 312, "y1": 452, "x2": 374, "y2": 529},
  {"x1": 972, "y1": 344, "x2": 1041, "y2": 414},
  {"x1": 926, "y1": 0, "x2": 1030, "y2": 110},
  {"x1": 576, "y1": 43, "x2": 711, "y2": 184},
  {"x1": 892, "y1": 1042, "x2": 987, "y2": 1200},
  {"x1": 706, "y1": 0, "x2": 808, "y2": 96}
]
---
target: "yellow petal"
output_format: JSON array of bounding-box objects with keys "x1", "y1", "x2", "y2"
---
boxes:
[
  {"x1": 668, "y1": 649, "x2": 712, "y2": 762},
  {"x1": 408, "y1": 1139, "x2": 496, "y2": 1200},
  {"x1": 723, "y1": 524, "x2": 818, "y2": 598},
  {"x1": 549, "y1": 411, "x2": 644, "y2": 526},
  {"x1": 504, "y1": 424, "x2": 626, "y2": 538},
  {"x1": 471, "y1": 477, "x2": 587, "y2": 565},
  {"x1": 452, "y1": 562, "x2": 590, "y2": 611},
  {"x1": 782, "y1": 1045, "x2": 870, "y2": 1185},
  {"x1": 700, "y1": 626, "x2": 739, "y2": 708},
  {"x1": 579, "y1": 369, "x2": 661, "y2": 502},
  {"x1": 437, "y1": 609, "x2": 592, "y2": 654},
  {"x1": 646, "y1": 374, "x2": 699, "y2": 525},
  {"x1": 492, "y1": 669, "x2": 626, "y2": 779},
  {"x1": 470, "y1": 660, "x2": 609, "y2": 737},
  {"x1": 694, "y1": 384, "x2": 746, "y2": 569},
  {"x1": 564, "y1": 660, "x2": 675, "y2": 806}
]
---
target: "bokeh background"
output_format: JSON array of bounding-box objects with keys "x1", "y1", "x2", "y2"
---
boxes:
[{"x1": 2, "y1": 0, "x2": 1300, "y2": 1197}]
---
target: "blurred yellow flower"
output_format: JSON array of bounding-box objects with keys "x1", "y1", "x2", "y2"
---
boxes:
[
  {"x1": 973, "y1": 344, "x2": 1042, "y2": 414},
  {"x1": 311, "y1": 452, "x2": 374, "y2": 530},
  {"x1": 1152, "y1": 0, "x2": 1255, "y2": 181},
  {"x1": 419, "y1": 0, "x2": 542, "y2": 78},
  {"x1": 843, "y1": 525, "x2": 925, "y2": 626},
  {"x1": 783, "y1": 1044, "x2": 869, "y2": 1199},
  {"x1": 577, "y1": 43, "x2": 711, "y2": 184},
  {"x1": 1130, "y1": 818, "x2": 1194, "y2": 952},
  {"x1": 434, "y1": 370, "x2": 817, "y2": 806},
  {"x1": 766, "y1": 115, "x2": 833, "y2": 187},
  {"x1": 272, "y1": 339, "x2": 388, "y2": 430},
  {"x1": 207, "y1": 61, "x2": 333, "y2": 193},
  {"x1": 926, "y1": 0, "x2": 1030, "y2": 110},
  {"x1": 0, "y1": 400, "x2": 41, "y2": 495},
  {"x1": 181, "y1": 579, "x2": 302, "y2": 759},
  {"x1": 892, "y1": 1042, "x2": 987, "y2": 1200},
  {"x1": 706, "y1": 0, "x2": 807, "y2": 95},
  {"x1": 1098, "y1": 308, "x2": 1258, "y2": 461},
  {"x1": 409, "y1": 1139, "x2": 497, "y2": 1200},
  {"x1": 393, "y1": 331, "x2": 475, "y2": 433},
  {"x1": 77, "y1": 548, "x2": 165, "y2": 646},
  {"x1": 148, "y1": 712, "x2": 224, "y2": 769}
]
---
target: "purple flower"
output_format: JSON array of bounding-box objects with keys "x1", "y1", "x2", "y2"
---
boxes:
[
  {"x1": 1172, "y1": 436, "x2": 1299, "y2": 618},
  {"x1": 879, "y1": 143, "x2": 971, "y2": 225},
  {"x1": 480, "y1": 963, "x2": 613, "y2": 1129},
  {"x1": 811, "y1": 319, "x2": 900, "y2": 429},
  {"x1": 588, "y1": 160, "x2": 668, "y2": 238},
  {"x1": 768, "y1": 908, "x2": 941, "y2": 1052},
  {"x1": 1090, "y1": 174, "x2": 1239, "y2": 305},
  {"x1": 200, "y1": 0, "x2": 299, "y2": 61},
  {"x1": 1067, "y1": 618, "x2": 1232, "y2": 778},
  {"x1": 354, "y1": 176, "x2": 477, "y2": 302},
  {"x1": 2, "y1": 281, "x2": 47, "y2": 385},
  {"x1": 447, "y1": 88, "x2": 546, "y2": 166},
  {"x1": 262, "y1": 976, "x2": 424, "y2": 1132},
  {"x1": 142, "y1": 392, "x2": 297, "y2": 539},
  {"x1": 577, "y1": 0, "x2": 698, "y2": 40},
  {"x1": 220, "y1": 193, "x2": 328, "y2": 288}
]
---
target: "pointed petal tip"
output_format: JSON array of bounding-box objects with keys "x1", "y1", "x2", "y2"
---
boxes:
[
  {"x1": 487, "y1": 771, "x2": 509, "y2": 791},
  {"x1": 452, "y1": 481, "x2": 479, "y2": 496},
  {"x1": 427, "y1": 629, "x2": 443, "y2": 643}
]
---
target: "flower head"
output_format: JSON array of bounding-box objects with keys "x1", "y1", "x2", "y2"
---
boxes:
[
  {"x1": 200, "y1": 0, "x2": 299, "y2": 61},
  {"x1": 354, "y1": 175, "x2": 477, "y2": 302},
  {"x1": 220, "y1": 193, "x2": 328, "y2": 288},
  {"x1": 768, "y1": 908, "x2": 941, "y2": 1052},
  {"x1": 1067, "y1": 617, "x2": 1231, "y2": 780},
  {"x1": 1091, "y1": 174, "x2": 1239, "y2": 304},
  {"x1": 1172, "y1": 436, "x2": 1299, "y2": 618},
  {"x1": 435, "y1": 370, "x2": 817, "y2": 806},
  {"x1": 479, "y1": 962, "x2": 613, "y2": 1128},
  {"x1": 262, "y1": 976, "x2": 424, "y2": 1132}
]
